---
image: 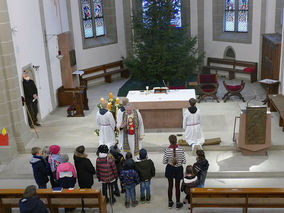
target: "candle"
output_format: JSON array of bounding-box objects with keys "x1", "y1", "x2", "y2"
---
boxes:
[
  {"x1": 116, "y1": 98, "x2": 120, "y2": 105},
  {"x1": 109, "y1": 93, "x2": 113, "y2": 99},
  {"x1": 0, "y1": 128, "x2": 9, "y2": 146},
  {"x1": 108, "y1": 103, "x2": 111, "y2": 111},
  {"x1": 100, "y1": 98, "x2": 104, "y2": 102}
]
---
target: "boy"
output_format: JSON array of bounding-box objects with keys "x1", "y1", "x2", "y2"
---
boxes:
[
  {"x1": 30, "y1": 147, "x2": 49, "y2": 189},
  {"x1": 135, "y1": 149, "x2": 155, "y2": 203},
  {"x1": 121, "y1": 157, "x2": 139, "y2": 208}
]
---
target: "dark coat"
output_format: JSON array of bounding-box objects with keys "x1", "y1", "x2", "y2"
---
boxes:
[
  {"x1": 23, "y1": 79, "x2": 37, "y2": 103},
  {"x1": 19, "y1": 197, "x2": 48, "y2": 213},
  {"x1": 135, "y1": 159, "x2": 155, "y2": 181},
  {"x1": 73, "y1": 154, "x2": 96, "y2": 188},
  {"x1": 181, "y1": 175, "x2": 199, "y2": 195},
  {"x1": 30, "y1": 156, "x2": 49, "y2": 186}
]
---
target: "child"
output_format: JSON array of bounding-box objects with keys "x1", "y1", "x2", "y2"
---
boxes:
[
  {"x1": 193, "y1": 150, "x2": 209, "y2": 188},
  {"x1": 19, "y1": 185, "x2": 48, "y2": 213},
  {"x1": 135, "y1": 149, "x2": 155, "y2": 203},
  {"x1": 73, "y1": 145, "x2": 96, "y2": 188},
  {"x1": 96, "y1": 145, "x2": 118, "y2": 204},
  {"x1": 56, "y1": 154, "x2": 76, "y2": 189},
  {"x1": 120, "y1": 158, "x2": 139, "y2": 208},
  {"x1": 181, "y1": 165, "x2": 199, "y2": 209},
  {"x1": 30, "y1": 147, "x2": 49, "y2": 189},
  {"x1": 48, "y1": 145, "x2": 63, "y2": 186},
  {"x1": 109, "y1": 144, "x2": 125, "y2": 195},
  {"x1": 41, "y1": 146, "x2": 56, "y2": 188}
]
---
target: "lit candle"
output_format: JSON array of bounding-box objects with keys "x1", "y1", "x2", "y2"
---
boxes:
[
  {"x1": 116, "y1": 98, "x2": 120, "y2": 105},
  {"x1": 100, "y1": 98, "x2": 104, "y2": 102},
  {"x1": 0, "y1": 128, "x2": 9, "y2": 146},
  {"x1": 109, "y1": 93, "x2": 113, "y2": 99},
  {"x1": 108, "y1": 103, "x2": 111, "y2": 111}
]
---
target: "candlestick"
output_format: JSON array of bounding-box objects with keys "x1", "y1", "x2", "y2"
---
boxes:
[
  {"x1": 108, "y1": 103, "x2": 111, "y2": 111},
  {"x1": 109, "y1": 93, "x2": 113, "y2": 99},
  {"x1": 100, "y1": 98, "x2": 104, "y2": 102},
  {"x1": 116, "y1": 98, "x2": 120, "y2": 105}
]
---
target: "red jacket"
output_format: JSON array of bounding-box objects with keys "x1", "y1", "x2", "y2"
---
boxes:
[{"x1": 96, "y1": 156, "x2": 118, "y2": 183}]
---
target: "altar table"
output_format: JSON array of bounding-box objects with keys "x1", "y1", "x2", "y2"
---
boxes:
[{"x1": 126, "y1": 89, "x2": 196, "y2": 129}]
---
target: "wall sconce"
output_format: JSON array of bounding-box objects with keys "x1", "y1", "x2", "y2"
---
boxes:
[
  {"x1": 32, "y1": 65, "x2": 40, "y2": 71},
  {"x1": 56, "y1": 50, "x2": 64, "y2": 60}
]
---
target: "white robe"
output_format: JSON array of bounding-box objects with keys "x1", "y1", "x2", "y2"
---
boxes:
[
  {"x1": 96, "y1": 110, "x2": 116, "y2": 148},
  {"x1": 116, "y1": 109, "x2": 144, "y2": 161},
  {"x1": 183, "y1": 108, "x2": 204, "y2": 146}
]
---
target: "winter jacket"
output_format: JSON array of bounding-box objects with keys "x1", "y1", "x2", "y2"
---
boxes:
[
  {"x1": 30, "y1": 155, "x2": 49, "y2": 186},
  {"x1": 120, "y1": 169, "x2": 139, "y2": 186},
  {"x1": 56, "y1": 162, "x2": 77, "y2": 180},
  {"x1": 181, "y1": 175, "x2": 199, "y2": 195},
  {"x1": 73, "y1": 153, "x2": 96, "y2": 188},
  {"x1": 96, "y1": 156, "x2": 118, "y2": 183},
  {"x1": 135, "y1": 159, "x2": 155, "y2": 181},
  {"x1": 19, "y1": 196, "x2": 48, "y2": 213},
  {"x1": 193, "y1": 159, "x2": 209, "y2": 185}
]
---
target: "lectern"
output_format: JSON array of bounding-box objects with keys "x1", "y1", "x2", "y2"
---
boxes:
[{"x1": 236, "y1": 106, "x2": 271, "y2": 155}]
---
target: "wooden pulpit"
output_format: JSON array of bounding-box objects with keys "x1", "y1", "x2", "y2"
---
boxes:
[{"x1": 236, "y1": 106, "x2": 271, "y2": 155}]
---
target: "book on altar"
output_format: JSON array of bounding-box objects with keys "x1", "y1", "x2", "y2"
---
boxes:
[
  {"x1": 52, "y1": 187, "x2": 63, "y2": 192},
  {"x1": 153, "y1": 87, "x2": 168, "y2": 93}
]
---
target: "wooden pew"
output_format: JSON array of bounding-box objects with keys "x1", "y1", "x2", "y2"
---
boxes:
[
  {"x1": 80, "y1": 60, "x2": 129, "y2": 87},
  {"x1": 204, "y1": 57, "x2": 258, "y2": 83},
  {"x1": 269, "y1": 94, "x2": 284, "y2": 132},
  {"x1": 0, "y1": 188, "x2": 107, "y2": 213},
  {"x1": 190, "y1": 188, "x2": 284, "y2": 213}
]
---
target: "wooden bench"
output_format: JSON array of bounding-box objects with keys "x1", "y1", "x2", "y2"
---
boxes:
[
  {"x1": 204, "y1": 57, "x2": 258, "y2": 83},
  {"x1": 0, "y1": 188, "x2": 107, "y2": 213},
  {"x1": 80, "y1": 60, "x2": 129, "y2": 87},
  {"x1": 269, "y1": 94, "x2": 284, "y2": 132},
  {"x1": 190, "y1": 188, "x2": 284, "y2": 213}
]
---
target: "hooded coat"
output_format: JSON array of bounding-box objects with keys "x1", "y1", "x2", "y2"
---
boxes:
[
  {"x1": 73, "y1": 153, "x2": 96, "y2": 188},
  {"x1": 30, "y1": 155, "x2": 49, "y2": 187},
  {"x1": 19, "y1": 197, "x2": 48, "y2": 213}
]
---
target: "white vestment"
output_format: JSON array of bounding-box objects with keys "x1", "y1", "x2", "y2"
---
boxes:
[
  {"x1": 116, "y1": 109, "x2": 144, "y2": 161},
  {"x1": 183, "y1": 108, "x2": 204, "y2": 146},
  {"x1": 96, "y1": 110, "x2": 116, "y2": 148}
]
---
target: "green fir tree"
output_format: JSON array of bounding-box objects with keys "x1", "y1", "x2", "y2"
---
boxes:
[{"x1": 124, "y1": 0, "x2": 203, "y2": 84}]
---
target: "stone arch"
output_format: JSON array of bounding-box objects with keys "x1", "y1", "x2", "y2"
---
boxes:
[{"x1": 223, "y1": 46, "x2": 236, "y2": 59}]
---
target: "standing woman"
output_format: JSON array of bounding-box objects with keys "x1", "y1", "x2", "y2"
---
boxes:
[
  {"x1": 163, "y1": 135, "x2": 186, "y2": 209},
  {"x1": 193, "y1": 150, "x2": 209, "y2": 188}
]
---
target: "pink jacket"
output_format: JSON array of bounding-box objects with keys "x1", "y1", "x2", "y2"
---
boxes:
[{"x1": 56, "y1": 162, "x2": 77, "y2": 180}]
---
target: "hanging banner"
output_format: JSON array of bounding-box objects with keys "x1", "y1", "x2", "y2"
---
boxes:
[{"x1": 0, "y1": 128, "x2": 9, "y2": 146}]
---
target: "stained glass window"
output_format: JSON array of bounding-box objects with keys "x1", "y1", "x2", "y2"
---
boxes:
[
  {"x1": 224, "y1": 0, "x2": 248, "y2": 32},
  {"x1": 142, "y1": 0, "x2": 182, "y2": 28},
  {"x1": 81, "y1": 0, "x2": 105, "y2": 39}
]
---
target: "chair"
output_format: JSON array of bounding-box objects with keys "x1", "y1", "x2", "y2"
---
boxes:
[
  {"x1": 222, "y1": 80, "x2": 245, "y2": 102},
  {"x1": 197, "y1": 74, "x2": 219, "y2": 103}
]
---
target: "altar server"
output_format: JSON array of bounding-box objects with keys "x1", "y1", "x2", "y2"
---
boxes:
[
  {"x1": 96, "y1": 101, "x2": 116, "y2": 148},
  {"x1": 117, "y1": 103, "x2": 144, "y2": 161},
  {"x1": 116, "y1": 98, "x2": 129, "y2": 150},
  {"x1": 183, "y1": 98, "x2": 204, "y2": 154}
]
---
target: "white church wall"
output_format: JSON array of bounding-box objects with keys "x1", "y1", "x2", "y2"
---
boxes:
[
  {"x1": 204, "y1": 0, "x2": 262, "y2": 67},
  {"x1": 265, "y1": 0, "x2": 276, "y2": 33},
  {"x1": 70, "y1": 0, "x2": 127, "y2": 70},
  {"x1": 190, "y1": 0, "x2": 198, "y2": 38},
  {"x1": 7, "y1": 0, "x2": 53, "y2": 120}
]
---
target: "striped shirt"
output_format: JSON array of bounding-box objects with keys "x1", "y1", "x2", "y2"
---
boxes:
[{"x1": 163, "y1": 147, "x2": 186, "y2": 167}]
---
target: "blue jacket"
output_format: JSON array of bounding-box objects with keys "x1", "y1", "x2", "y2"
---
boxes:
[
  {"x1": 19, "y1": 197, "x2": 48, "y2": 213},
  {"x1": 30, "y1": 155, "x2": 49, "y2": 186},
  {"x1": 120, "y1": 169, "x2": 139, "y2": 186}
]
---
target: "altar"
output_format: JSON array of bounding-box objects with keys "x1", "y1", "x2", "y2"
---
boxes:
[{"x1": 127, "y1": 89, "x2": 196, "y2": 129}]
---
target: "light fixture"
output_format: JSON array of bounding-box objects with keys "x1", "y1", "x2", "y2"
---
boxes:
[
  {"x1": 56, "y1": 50, "x2": 64, "y2": 60},
  {"x1": 32, "y1": 65, "x2": 40, "y2": 71}
]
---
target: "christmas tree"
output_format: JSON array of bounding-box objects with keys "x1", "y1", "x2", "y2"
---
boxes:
[{"x1": 124, "y1": 0, "x2": 203, "y2": 84}]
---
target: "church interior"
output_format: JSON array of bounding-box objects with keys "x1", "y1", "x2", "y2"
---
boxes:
[{"x1": 1, "y1": 0, "x2": 284, "y2": 212}]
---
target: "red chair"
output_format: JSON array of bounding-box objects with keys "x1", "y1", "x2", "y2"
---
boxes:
[
  {"x1": 197, "y1": 74, "x2": 219, "y2": 103},
  {"x1": 222, "y1": 80, "x2": 245, "y2": 102}
]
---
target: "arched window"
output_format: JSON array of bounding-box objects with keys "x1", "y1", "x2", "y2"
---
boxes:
[
  {"x1": 224, "y1": 0, "x2": 248, "y2": 32},
  {"x1": 81, "y1": 0, "x2": 105, "y2": 39}
]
